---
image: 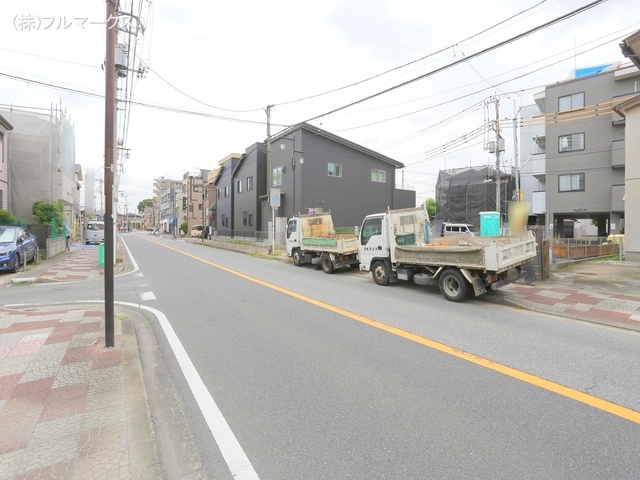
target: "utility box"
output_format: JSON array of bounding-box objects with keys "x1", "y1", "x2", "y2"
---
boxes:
[
  {"x1": 97, "y1": 243, "x2": 105, "y2": 267},
  {"x1": 480, "y1": 211, "x2": 500, "y2": 236}
]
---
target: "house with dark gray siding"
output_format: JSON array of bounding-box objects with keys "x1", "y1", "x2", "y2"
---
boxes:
[
  {"x1": 269, "y1": 123, "x2": 414, "y2": 229},
  {"x1": 213, "y1": 123, "x2": 415, "y2": 240}
]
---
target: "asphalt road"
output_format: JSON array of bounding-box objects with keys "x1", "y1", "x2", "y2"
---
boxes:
[{"x1": 6, "y1": 233, "x2": 640, "y2": 479}]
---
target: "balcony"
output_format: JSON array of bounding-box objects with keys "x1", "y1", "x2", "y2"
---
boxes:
[{"x1": 612, "y1": 140, "x2": 625, "y2": 168}]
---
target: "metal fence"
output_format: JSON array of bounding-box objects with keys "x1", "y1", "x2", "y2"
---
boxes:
[
  {"x1": 551, "y1": 237, "x2": 620, "y2": 261},
  {"x1": 211, "y1": 229, "x2": 269, "y2": 243}
]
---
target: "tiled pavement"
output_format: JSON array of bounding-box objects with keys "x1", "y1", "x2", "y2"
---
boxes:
[
  {"x1": 0, "y1": 303, "x2": 159, "y2": 480},
  {"x1": 492, "y1": 281, "x2": 640, "y2": 331},
  {"x1": 31, "y1": 245, "x2": 104, "y2": 283}
]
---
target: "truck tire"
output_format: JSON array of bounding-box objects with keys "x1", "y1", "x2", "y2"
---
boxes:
[
  {"x1": 321, "y1": 253, "x2": 335, "y2": 274},
  {"x1": 292, "y1": 249, "x2": 303, "y2": 266},
  {"x1": 438, "y1": 269, "x2": 469, "y2": 302},
  {"x1": 371, "y1": 261, "x2": 390, "y2": 286}
]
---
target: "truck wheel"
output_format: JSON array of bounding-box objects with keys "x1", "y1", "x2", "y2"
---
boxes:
[
  {"x1": 321, "y1": 253, "x2": 335, "y2": 274},
  {"x1": 292, "y1": 249, "x2": 303, "y2": 266},
  {"x1": 438, "y1": 269, "x2": 469, "y2": 302},
  {"x1": 371, "y1": 261, "x2": 389, "y2": 286}
]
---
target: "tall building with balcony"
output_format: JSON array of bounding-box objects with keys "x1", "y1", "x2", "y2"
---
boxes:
[{"x1": 519, "y1": 62, "x2": 640, "y2": 238}]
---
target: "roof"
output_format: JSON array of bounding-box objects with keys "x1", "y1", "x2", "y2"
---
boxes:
[
  {"x1": 613, "y1": 93, "x2": 640, "y2": 117},
  {"x1": 0, "y1": 112, "x2": 13, "y2": 131},
  {"x1": 620, "y1": 29, "x2": 640, "y2": 70},
  {"x1": 271, "y1": 122, "x2": 405, "y2": 169}
]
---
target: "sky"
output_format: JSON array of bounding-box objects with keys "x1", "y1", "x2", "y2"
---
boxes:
[{"x1": 2, "y1": 0, "x2": 640, "y2": 214}]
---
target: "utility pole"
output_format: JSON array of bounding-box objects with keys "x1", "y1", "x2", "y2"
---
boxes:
[
  {"x1": 513, "y1": 100, "x2": 520, "y2": 202},
  {"x1": 266, "y1": 105, "x2": 274, "y2": 254},
  {"x1": 103, "y1": 0, "x2": 116, "y2": 348},
  {"x1": 494, "y1": 96, "x2": 502, "y2": 232}
]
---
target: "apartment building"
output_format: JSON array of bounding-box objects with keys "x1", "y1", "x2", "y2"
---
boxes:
[{"x1": 519, "y1": 63, "x2": 640, "y2": 238}]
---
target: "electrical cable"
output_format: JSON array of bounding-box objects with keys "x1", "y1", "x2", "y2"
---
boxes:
[{"x1": 299, "y1": 0, "x2": 606, "y2": 124}]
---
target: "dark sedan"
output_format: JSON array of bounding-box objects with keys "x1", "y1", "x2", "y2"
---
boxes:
[{"x1": 0, "y1": 226, "x2": 39, "y2": 273}]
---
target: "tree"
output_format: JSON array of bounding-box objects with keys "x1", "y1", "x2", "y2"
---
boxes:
[
  {"x1": 137, "y1": 198, "x2": 154, "y2": 214},
  {"x1": 32, "y1": 201, "x2": 64, "y2": 225},
  {"x1": 423, "y1": 198, "x2": 436, "y2": 220}
]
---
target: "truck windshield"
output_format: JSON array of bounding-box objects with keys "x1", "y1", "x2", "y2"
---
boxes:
[
  {"x1": 287, "y1": 219, "x2": 297, "y2": 239},
  {"x1": 361, "y1": 218, "x2": 382, "y2": 245}
]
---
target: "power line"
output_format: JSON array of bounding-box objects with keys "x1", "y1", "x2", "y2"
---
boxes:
[
  {"x1": 274, "y1": 0, "x2": 550, "y2": 107},
  {"x1": 0, "y1": 71, "x2": 284, "y2": 127},
  {"x1": 300, "y1": 0, "x2": 606, "y2": 124}
]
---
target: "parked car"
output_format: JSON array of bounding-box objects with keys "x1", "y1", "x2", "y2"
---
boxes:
[
  {"x1": 190, "y1": 225, "x2": 204, "y2": 238},
  {"x1": 441, "y1": 222, "x2": 478, "y2": 236},
  {"x1": 0, "y1": 226, "x2": 39, "y2": 273}
]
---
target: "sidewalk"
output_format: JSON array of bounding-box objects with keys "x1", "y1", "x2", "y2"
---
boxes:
[
  {"x1": 1, "y1": 236, "x2": 639, "y2": 478},
  {"x1": 487, "y1": 260, "x2": 640, "y2": 331},
  {"x1": 0, "y1": 303, "x2": 160, "y2": 479}
]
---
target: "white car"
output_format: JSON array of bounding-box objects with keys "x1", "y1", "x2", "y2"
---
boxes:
[{"x1": 190, "y1": 225, "x2": 204, "y2": 238}]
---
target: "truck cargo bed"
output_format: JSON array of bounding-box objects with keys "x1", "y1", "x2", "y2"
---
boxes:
[
  {"x1": 301, "y1": 234, "x2": 358, "y2": 254},
  {"x1": 394, "y1": 233, "x2": 536, "y2": 272}
]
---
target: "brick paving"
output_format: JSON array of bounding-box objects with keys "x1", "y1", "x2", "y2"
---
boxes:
[
  {"x1": 33, "y1": 245, "x2": 104, "y2": 283},
  {"x1": 0, "y1": 304, "x2": 139, "y2": 479},
  {"x1": 491, "y1": 275, "x2": 640, "y2": 330}
]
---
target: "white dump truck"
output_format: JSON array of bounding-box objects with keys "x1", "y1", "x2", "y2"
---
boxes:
[
  {"x1": 286, "y1": 212, "x2": 360, "y2": 273},
  {"x1": 358, "y1": 206, "x2": 537, "y2": 302}
]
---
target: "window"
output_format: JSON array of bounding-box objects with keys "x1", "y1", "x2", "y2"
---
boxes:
[
  {"x1": 328, "y1": 163, "x2": 342, "y2": 177},
  {"x1": 272, "y1": 166, "x2": 283, "y2": 186},
  {"x1": 533, "y1": 135, "x2": 545, "y2": 154},
  {"x1": 559, "y1": 173, "x2": 585, "y2": 192},
  {"x1": 237, "y1": 179, "x2": 243, "y2": 193},
  {"x1": 558, "y1": 133, "x2": 584, "y2": 153},
  {"x1": 287, "y1": 219, "x2": 297, "y2": 239},
  {"x1": 247, "y1": 176, "x2": 253, "y2": 191},
  {"x1": 361, "y1": 217, "x2": 382, "y2": 245},
  {"x1": 248, "y1": 214, "x2": 253, "y2": 227},
  {"x1": 198, "y1": 203, "x2": 202, "y2": 211},
  {"x1": 371, "y1": 169, "x2": 386, "y2": 183},
  {"x1": 224, "y1": 185, "x2": 229, "y2": 197},
  {"x1": 193, "y1": 184, "x2": 203, "y2": 193},
  {"x1": 217, "y1": 189, "x2": 221, "y2": 199},
  {"x1": 243, "y1": 211, "x2": 247, "y2": 225},
  {"x1": 558, "y1": 92, "x2": 584, "y2": 112}
]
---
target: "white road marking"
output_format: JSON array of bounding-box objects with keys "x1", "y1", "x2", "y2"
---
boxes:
[
  {"x1": 123, "y1": 302, "x2": 259, "y2": 480},
  {"x1": 140, "y1": 291, "x2": 156, "y2": 301}
]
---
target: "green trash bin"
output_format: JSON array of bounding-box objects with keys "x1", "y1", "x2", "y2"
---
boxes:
[{"x1": 97, "y1": 242, "x2": 105, "y2": 267}]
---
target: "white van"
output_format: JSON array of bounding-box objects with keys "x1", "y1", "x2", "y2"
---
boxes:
[
  {"x1": 441, "y1": 222, "x2": 478, "y2": 236},
  {"x1": 85, "y1": 221, "x2": 105, "y2": 245}
]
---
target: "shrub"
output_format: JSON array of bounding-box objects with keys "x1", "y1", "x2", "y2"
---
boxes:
[{"x1": 0, "y1": 209, "x2": 18, "y2": 226}]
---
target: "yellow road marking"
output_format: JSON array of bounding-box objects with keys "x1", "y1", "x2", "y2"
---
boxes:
[{"x1": 147, "y1": 238, "x2": 640, "y2": 425}]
